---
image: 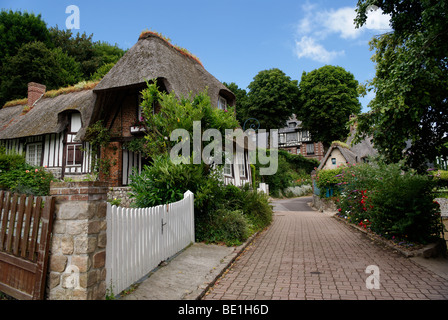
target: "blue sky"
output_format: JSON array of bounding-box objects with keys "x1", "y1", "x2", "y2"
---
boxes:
[{"x1": 2, "y1": 0, "x2": 392, "y2": 111}]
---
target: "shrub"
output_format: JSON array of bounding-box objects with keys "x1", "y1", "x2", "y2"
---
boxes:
[
  {"x1": 197, "y1": 209, "x2": 251, "y2": 246},
  {"x1": 0, "y1": 165, "x2": 54, "y2": 196},
  {"x1": 336, "y1": 162, "x2": 443, "y2": 244},
  {"x1": 315, "y1": 167, "x2": 343, "y2": 196},
  {"x1": 128, "y1": 155, "x2": 208, "y2": 208},
  {"x1": 254, "y1": 149, "x2": 316, "y2": 197}
]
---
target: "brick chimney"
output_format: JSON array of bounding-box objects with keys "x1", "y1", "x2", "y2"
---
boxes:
[{"x1": 27, "y1": 82, "x2": 46, "y2": 108}]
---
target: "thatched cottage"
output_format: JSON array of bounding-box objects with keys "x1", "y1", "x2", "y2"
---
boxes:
[
  {"x1": 0, "y1": 31, "x2": 252, "y2": 187},
  {"x1": 317, "y1": 118, "x2": 377, "y2": 170}
]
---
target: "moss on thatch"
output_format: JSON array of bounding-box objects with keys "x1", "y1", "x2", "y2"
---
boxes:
[
  {"x1": 138, "y1": 30, "x2": 203, "y2": 67},
  {"x1": 2, "y1": 80, "x2": 100, "y2": 109}
]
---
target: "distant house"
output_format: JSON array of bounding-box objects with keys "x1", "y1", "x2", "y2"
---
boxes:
[
  {"x1": 278, "y1": 115, "x2": 325, "y2": 161},
  {"x1": 0, "y1": 31, "x2": 252, "y2": 187},
  {"x1": 317, "y1": 118, "x2": 377, "y2": 170}
]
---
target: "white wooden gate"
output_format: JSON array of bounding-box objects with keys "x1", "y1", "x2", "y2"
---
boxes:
[{"x1": 105, "y1": 191, "x2": 194, "y2": 296}]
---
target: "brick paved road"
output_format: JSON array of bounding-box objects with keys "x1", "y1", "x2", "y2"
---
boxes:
[{"x1": 203, "y1": 197, "x2": 448, "y2": 300}]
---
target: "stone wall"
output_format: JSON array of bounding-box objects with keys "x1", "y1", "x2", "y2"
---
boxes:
[
  {"x1": 311, "y1": 194, "x2": 337, "y2": 212},
  {"x1": 107, "y1": 186, "x2": 134, "y2": 208},
  {"x1": 47, "y1": 181, "x2": 108, "y2": 300}
]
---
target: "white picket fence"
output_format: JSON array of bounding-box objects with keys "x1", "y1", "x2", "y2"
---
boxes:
[{"x1": 105, "y1": 191, "x2": 195, "y2": 296}]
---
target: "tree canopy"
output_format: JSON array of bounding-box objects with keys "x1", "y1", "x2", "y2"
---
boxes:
[
  {"x1": 245, "y1": 68, "x2": 300, "y2": 131},
  {"x1": 0, "y1": 10, "x2": 126, "y2": 107},
  {"x1": 296, "y1": 65, "x2": 361, "y2": 149},
  {"x1": 353, "y1": 0, "x2": 448, "y2": 171}
]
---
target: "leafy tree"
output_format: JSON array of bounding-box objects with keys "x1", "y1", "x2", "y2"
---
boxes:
[
  {"x1": 0, "y1": 41, "x2": 83, "y2": 105},
  {"x1": 139, "y1": 81, "x2": 240, "y2": 158},
  {"x1": 296, "y1": 65, "x2": 361, "y2": 150},
  {"x1": 353, "y1": 0, "x2": 448, "y2": 171},
  {"x1": 222, "y1": 82, "x2": 249, "y2": 126},
  {"x1": 246, "y1": 68, "x2": 300, "y2": 131},
  {"x1": 0, "y1": 10, "x2": 50, "y2": 66},
  {"x1": 49, "y1": 27, "x2": 125, "y2": 80}
]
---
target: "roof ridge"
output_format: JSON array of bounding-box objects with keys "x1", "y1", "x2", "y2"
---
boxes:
[
  {"x1": 138, "y1": 30, "x2": 203, "y2": 67},
  {"x1": 2, "y1": 80, "x2": 99, "y2": 109}
]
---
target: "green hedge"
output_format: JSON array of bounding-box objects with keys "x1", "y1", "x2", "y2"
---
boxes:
[
  {"x1": 0, "y1": 152, "x2": 54, "y2": 196},
  {"x1": 336, "y1": 162, "x2": 443, "y2": 244}
]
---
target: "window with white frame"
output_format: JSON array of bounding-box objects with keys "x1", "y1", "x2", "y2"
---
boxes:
[
  {"x1": 223, "y1": 161, "x2": 233, "y2": 177},
  {"x1": 218, "y1": 96, "x2": 227, "y2": 110},
  {"x1": 26, "y1": 143, "x2": 42, "y2": 167},
  {"x1": 223, "y1": 151, "x2": 233, "y2": 177},
  {"x1": 279, "y1": 133, "x2": 286, "y2": 144},
  {"x1": 237, "y1": 151, "x2": 246, "y2": 177}
]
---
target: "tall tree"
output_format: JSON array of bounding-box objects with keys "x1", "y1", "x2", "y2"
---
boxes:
[
  {"x1": 296, "y1": 65, "x2": 361, "y2": 149},
  {"x1": 0, "y1": 41, "x2": 83, "y2": 104},
  {"x1": 0, "y1": 10, "x2": 50, "y2": 67},
  {"x1": 354, "y1": 0, "x2": 448, "y2": 171},
  {"x1": 246, "y1": 68, "x2": 300, "y2": 131}
]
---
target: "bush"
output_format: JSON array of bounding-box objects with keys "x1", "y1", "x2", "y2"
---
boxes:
[
  {"x1": 128, "y1": 155, "x2": 208, "y2": 208},
  {"x1": 336, "y1": 162, "x2": 443, "y2": 244},
  {"x1": 128, "y1": 156, "x2": 274, "y2": 246},
  {"x1": 254, "y1": 149, "x2": 317, "y2": 197},
  {"x1": 0, "y1": 152, "x2": 55, "y2": 196},
  {"x1": 315, "y1": 167, "x2": 343, "y2": 197},
  {"x1": 198, "y1": 209, "x2": 251, "y2": 246}
]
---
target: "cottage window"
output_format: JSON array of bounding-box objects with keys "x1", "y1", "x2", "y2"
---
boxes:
[
  {"x1": 218, "y1": 96, "x2": 227, "y2": 111},
  {"x1": 306, "y1": 143, "x2": 315, "y2": 155},
  {"x1": 26, "y1": 143, "x2": 42, "y2": 167},
  {"x1": 67, "y1": 144, "x2": 83, "y2": 166},
  {"x1": 331, "y1": 158, "x2": 336, "y2": 165},
  {"x1": 223, "y1": 161, "x2": 233, "y2": 177},
  {"x1": 237, "y1": 151, "x2": 246, "y2": 177}
]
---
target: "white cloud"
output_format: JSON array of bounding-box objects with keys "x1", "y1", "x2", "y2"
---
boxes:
[
  {"x1": 364, "y1": 9, "x2": 392, "y2": 31},
  {"x1": 295, "y1": 36, "x2": 344, "y2": 64},
  {"x1": 294, "y1": 4, "x2": 392, "y2": 62},
  {"x1": 323, "y1": 7, "x2": 361, "y2": 39}
]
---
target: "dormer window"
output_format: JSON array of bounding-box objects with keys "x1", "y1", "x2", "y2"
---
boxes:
[{"x1": 218, "y1": 96, "x2": 227, "y2": 111}]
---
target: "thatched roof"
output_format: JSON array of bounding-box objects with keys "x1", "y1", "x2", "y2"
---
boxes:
[
  {"x1": 0, "y1": 89, "x2": 95, "y2": 140},
  {"x1": 94, "y1": 32, "x2": 235, "y2": 106},
  {"x1": 346, "y1": 133, "x2": 377, "y2": 160},
  {"x1": 318, "y1": 134, "x2": 378, "y2": 170}
]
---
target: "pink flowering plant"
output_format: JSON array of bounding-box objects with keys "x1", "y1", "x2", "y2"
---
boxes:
[{"x1": 0, "y1": 152, "x2": 54, "y2": 195}]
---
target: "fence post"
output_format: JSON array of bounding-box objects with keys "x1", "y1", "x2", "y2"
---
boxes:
[
  {"x1": 184, "y1": 190, "x2": 195, "y2": 244},
  {"x1": 47, "y1": 181, "x2": 108, "y2": 300}
]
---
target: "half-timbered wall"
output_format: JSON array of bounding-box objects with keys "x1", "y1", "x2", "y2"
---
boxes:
[
  {"x1": 222, "y1": 150, "x2": 252, "y2": 188},
  {"x1": 122, "y1": 148, "x2": 143, "y2": 186}
]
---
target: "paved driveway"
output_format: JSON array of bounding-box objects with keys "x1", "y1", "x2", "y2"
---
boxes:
[{"x1": 203, "y1": 197, "x2": 448, "y2": 300}]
